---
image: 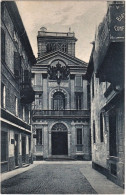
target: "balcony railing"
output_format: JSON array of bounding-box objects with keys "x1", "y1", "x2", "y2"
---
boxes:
[{"x1": 32, "y1": 110, "x2": 90, "y2": 119}]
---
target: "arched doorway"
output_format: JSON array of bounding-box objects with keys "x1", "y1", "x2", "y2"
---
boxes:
[{"x1": 51, "y1": 123, "x2": 68, "y2": 155}]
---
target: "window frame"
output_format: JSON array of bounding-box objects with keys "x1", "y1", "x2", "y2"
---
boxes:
[
  {"x1": 93, "y1": 120, "x2": 96, "y2": 144},
  {"x1": 75, "y1": 75, "x2": 82, "y2": 87},
  {"x1": 75, "y1": 92, "x2": 82, "y2": 110},
  {"x1": 36, "y1": 129, "x2": 42, "y2": 145},
  {"x1": 76, "y1": 128, "x2": 83, "y2": 152},
  {"x1": 100, "y1": 112, "x2": 104, "y2": 142}
]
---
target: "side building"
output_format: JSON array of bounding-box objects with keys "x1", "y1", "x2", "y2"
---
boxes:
[
  {"x1": 32, "y1": 27, "x2": 91, "y2": 160},
  {"x1": 1, "y1": 1, "x2": 35, "y2": 172},
  {"x1": 86, "y1": 1, "x2": 124, "y2": 187}
]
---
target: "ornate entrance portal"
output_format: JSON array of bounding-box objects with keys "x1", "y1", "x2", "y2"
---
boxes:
[{"x1": 51, "y1": 123, "x2": 68, "y2": 155}]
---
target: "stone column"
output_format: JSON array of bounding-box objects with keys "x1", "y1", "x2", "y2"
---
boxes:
[
  {"x1": 83, "y1": 80, "x2": 88, "y2": 109},
  {"x1": 48, "y1": 131, "x2": 52, "y2": 157},
  {"x1": 71, "y1": 122, "x2": 76, "y2": 156},
  {"x1": 43, "y1": 123, "x2": 48, "y2": 159},
  {"x1": 68, "y1": 131, "x2": 71, "y2": 157},
  {"x1": 70, "y1": 78, "x2": 75, "y2": 109}
]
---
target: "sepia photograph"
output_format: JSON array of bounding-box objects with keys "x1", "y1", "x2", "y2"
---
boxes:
[{"x1": 1, "y1": 0, "x2": 125, "y2": 194}]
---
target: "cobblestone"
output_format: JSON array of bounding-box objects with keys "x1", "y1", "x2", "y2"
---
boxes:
[{"x1": 1, "y1": 163, "x2": 96, "y2": 194}]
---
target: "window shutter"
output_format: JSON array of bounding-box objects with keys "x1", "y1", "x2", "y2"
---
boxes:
[
  {"x1": 24, "y1": 70, "x2": 30, "y2": 84},
  {"x1": 1, "y1": 28, "x2": 5, "y2": 61},
  {"x1": 14, "y1": 52, "x2": 21, "y2": 77}
]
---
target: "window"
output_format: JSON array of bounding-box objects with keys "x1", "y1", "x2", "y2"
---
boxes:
[
  {"x1": 1, "y1": 28, "x2": 5, "y2": 61},
  {"x1": 23, "y1": 70, "x2": 30, "y2": 84},
  {"x1": 62, "y1": 44, "x2": 67, "y2": 52},
  {"x1": 87, "y1": 84, "x2": 90, "y2": 109},
  {"x1": 1, "y1": 132, "x2": 8, "y2": 162},
  {"x1": 109, "y1": 109, "x2": 117, "y2": 156},
  {"x1": 75, "y1": 76, "x2": 82, "y2": 87},
  {"x1": 1, "y1": 83, "x2": 6, "y2": 108},
  {"x1": 36, "y1": 129, "x2": 42, "y2": 145},
  {"x1": 53, "y1": 92, "x2": 65, "y2": 110},
  {"x1": 23, "y1": 106, "x2": 25, "y2": 121},
  {"x1": 14, "y1": 52, "x2": 21, "y2": 78},
  {"x1": 15, "y1": 97, "x2": 18, "y2": 116},
  {"x1": 92, "y1": 74, "x2": 94, "y2": 98},
  {"x1": 93, "y1": 120, "x2": 96, "y2": 143},
  {"x1": 75, "y1": 93, "x2": 82, "y2": 110},
  {"x1": 100, "y1": 113, "x2": 104, "y2": 142},
  {"x1": 77, "y1": 129, "x2": 82, "y2": 144},
  {"x1": 35, "y1": 94, "x2": 42, "y2": 109},
  {"x1": 77, "y1": 128, "x2": 83, "y2": 151}
]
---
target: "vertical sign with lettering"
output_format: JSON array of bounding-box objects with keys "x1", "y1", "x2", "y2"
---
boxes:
[{"x1": 109, "y1": 3, "x2": 125, "y2": 40}]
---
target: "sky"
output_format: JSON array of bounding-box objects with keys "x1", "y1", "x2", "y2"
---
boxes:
[{"x1": 16, "y1": 1, "x2": 108, "y2": 63}]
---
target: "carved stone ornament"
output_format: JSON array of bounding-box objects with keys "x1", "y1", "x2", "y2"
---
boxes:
[
  {"x1": 52, "y1": 123, "x2": 67, "y2": 131},
  {"x1": 48, "y1": 61, "x2": 70, "y2": 84}
]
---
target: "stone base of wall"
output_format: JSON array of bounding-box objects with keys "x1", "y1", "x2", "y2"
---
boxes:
[
  {"x1": 18, "y1": 155, "x2": 22, "y2": 167},
  {"x1": 73, "y1": 153, "x2": 91, "y2": 161},
  {"x1": 92, "y1": 162, "x2": 124, "y2": 188},
  {"x1": 8, "y1": 157, "x2": 15, "y2": 171},
  {"x1": 25, "y1": 154, "x2": 29, "y2": 164},
  {"x1": 92, "y1": 162, "x2": 108, "y2": 176},
  {"x1": 1, "y1": 162, "x2": 8, "y2": 173}
]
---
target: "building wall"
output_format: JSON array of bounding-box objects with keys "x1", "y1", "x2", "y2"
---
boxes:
[
  {"x1": 91, "y1": 74, "x2": 108, "y2": 168},
  {"x1": 32, "y1": 119, "x2": 90, "y2": 160},
  {"x1": 90, "y1": 72, "x2": 124, "y2": 187},
  {"x1": 1, "y1": 2, "x2": 34, "y2": 172},
  {"x1": 32, "y1": 42, "x2": 90, "y2": 160}
]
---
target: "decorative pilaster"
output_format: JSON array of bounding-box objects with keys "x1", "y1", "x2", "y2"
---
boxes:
[{"x1": 43, "y1": 123, "x2": 48, "y2": 158}]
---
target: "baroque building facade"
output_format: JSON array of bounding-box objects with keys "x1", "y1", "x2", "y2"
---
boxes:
[
  {"x1": 32, "y1": 27, "x2": 91, "y2": 160},
  {"x1": 1, "y1": 2, "x2": 35, "y2": 172},
  {"x1": 86, "y1": 1, "x2": 124, "y2": 187}
]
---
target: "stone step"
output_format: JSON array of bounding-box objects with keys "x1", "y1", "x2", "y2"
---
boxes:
[{"x1": 45, "y1": 155, "x2": 76, "y2": 161}]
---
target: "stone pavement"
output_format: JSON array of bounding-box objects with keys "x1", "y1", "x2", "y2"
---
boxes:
[{"x1": 1, "y1": 161, "x2": 124, "y2": 194}]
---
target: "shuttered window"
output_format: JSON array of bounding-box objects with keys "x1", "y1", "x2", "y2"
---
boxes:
[
  {"x1": 77, "y1": 129, "x2": 82, "y2": 145},
  {"x1": 36, "y1": 129, "x2": 42, "y2": 145},
  {"x1": 14, "y1": 52, "x2": 21, "y2": 77},
  {"x1": 93, "y1": 120, "x2": 96, "y2": 143},
  {"x1": 100, "y1": 113, "x2": 104, "y2": 142},
  {"x1": 24, "y1": 70, "x2": 30, "y2": 84},
  {"x1": 1, "y1": 28, "x2": 5, "y2": 61}
]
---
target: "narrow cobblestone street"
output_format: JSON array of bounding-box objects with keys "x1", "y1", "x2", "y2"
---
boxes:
[
  {"x1": 1, "y1": 161, "x2": 124, "y2": 194},
  {"x1": 1, "y1": 162, "x2": 96, "y2": 194}
]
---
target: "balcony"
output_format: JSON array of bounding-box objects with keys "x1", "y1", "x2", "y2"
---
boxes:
[
  {"x1": 20, "y1": 86, "x2": 35, "y2": 104},
  {"x1": 32, "y1": 110, "x2": 90, "y2": 120}
]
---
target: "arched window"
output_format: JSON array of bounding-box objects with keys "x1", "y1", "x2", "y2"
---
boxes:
[{"x1": 53, "y1": 92, "x2": 65, "y2": 110}]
